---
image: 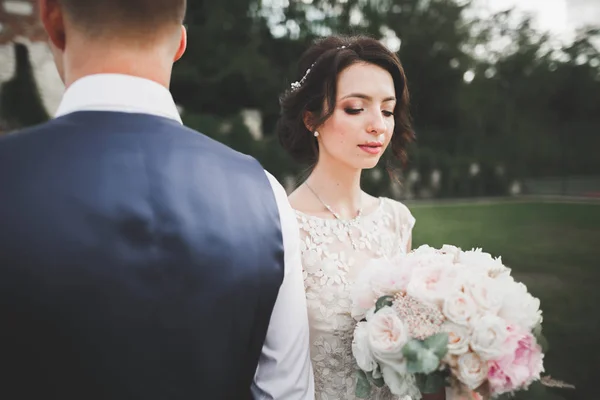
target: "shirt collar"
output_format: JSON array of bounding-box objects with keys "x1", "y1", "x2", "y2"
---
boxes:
[{"x1": 55, "y1": 73, "x2": 182, "y2": 124}]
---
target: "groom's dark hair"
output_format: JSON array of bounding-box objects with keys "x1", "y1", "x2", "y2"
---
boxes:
[{"x1": 59, "y1": 0, "x2": 186, "y2": 37}]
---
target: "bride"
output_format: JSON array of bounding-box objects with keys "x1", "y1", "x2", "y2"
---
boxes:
[{"x1": 276, "y1": 35, "x2": 450, "y2": 400}]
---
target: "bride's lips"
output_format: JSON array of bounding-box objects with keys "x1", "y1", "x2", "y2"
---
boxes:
[{"x1": 358, "y1": 142, "x2": 383, "y2": 155}]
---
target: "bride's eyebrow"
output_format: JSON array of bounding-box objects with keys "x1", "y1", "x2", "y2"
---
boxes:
[{"x1": 339, "y1": 93, "x2": 396, "y2": 102}]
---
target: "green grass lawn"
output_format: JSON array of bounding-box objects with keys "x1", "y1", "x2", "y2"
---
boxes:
[{"x1": 409, "y1": 201, "x2": 600, "y2": 400}]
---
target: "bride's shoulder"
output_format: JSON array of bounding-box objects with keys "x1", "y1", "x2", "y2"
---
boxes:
[
  {"x1": 379, "y1": 196, "x2": 411, "y2": 213},
  {"x1": 379, "y1": 197, "x2": 415, "y2": 228},
  {"x1": 287, "y1": 185, "x2": 332, "y2": 219}
]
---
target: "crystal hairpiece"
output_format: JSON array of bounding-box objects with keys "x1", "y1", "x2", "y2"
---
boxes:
[{"x1": 290, "y1": 45, "x2": 347, "y2": 92}]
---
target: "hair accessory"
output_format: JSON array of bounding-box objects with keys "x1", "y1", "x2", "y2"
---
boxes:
[{"x1": 290, "y1": 45, "x2": 348, "y2": 92}]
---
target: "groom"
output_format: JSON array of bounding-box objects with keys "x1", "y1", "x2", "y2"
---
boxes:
[{"x1": 0, "y1": 0, "x2": 313, "y2": 399}]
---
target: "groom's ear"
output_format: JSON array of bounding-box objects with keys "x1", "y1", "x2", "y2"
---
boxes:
[
  {"x1": 39, "y1": 0, "x2": 67, "y2": 51},
  {"x1": 174, "y1": 25, "x2": 187, "y2": 62}
]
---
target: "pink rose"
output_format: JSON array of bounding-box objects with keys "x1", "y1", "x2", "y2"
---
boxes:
[{"x1": 487, "y1": 327, "x2": 544, "y2": 395}]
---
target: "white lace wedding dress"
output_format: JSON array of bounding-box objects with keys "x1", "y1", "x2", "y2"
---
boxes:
[{"x1": 295, "y1": 197, "x2": 418, "y2": 400}]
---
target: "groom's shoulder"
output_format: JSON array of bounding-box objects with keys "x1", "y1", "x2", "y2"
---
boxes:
[
  {"x1": 0, "y1": 113, "x2": 255, "y2": 164},
  {"x1": 0, "y1": 117, "x2": 63, "y2": 150},
  {"x1": 179, "y1": 124, "x2": 264, "y2": 169}
]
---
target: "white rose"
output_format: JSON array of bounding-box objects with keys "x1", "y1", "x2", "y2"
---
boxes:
[
  {"x1": 368, "y1": 307, "x2": 410, "y2": 374},
  {"x1": 498, "y1": 281, "x2": 542, "y2": 330},
  {"x1": 470, "y1": 314, "x2": 509, "y2": 360},
  {"x1": 463, "y1": 276, "x2": 504, "y2": 315},
  {"x1": 352, "y1": 322, "x2": 378, "y2": 372},
  {"x1": 443, "y1": 292, "x2": 478, "y2": 326},
  {"x1": 456, "y1": 352, "x2": 488, "y2": 390},
  {"x1": 441, "y1": 322, "x2": 471, "y2": 356}
]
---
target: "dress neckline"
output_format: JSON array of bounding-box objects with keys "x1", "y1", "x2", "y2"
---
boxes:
[{"x1": 294, "y1": 197, "x2": 385, "y2": 222}]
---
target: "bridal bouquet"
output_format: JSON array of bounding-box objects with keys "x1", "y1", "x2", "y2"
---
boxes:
[{"x1": 350, "y1": 245, "x2": 565, "y2": 399}]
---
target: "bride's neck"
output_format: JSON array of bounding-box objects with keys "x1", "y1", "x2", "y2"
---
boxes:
[{"x1": 306, "y1": 159, "x2": 363, "y2": 219}]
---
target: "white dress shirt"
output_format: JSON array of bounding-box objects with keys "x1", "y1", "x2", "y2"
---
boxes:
[{"x1": 56, "y1": 73, "x2": 314, "y2": 399}]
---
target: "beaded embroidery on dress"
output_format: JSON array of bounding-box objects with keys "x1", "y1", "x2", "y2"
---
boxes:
[{"x1": 296, "y1": 197, "x2": 419, "y2": 400}]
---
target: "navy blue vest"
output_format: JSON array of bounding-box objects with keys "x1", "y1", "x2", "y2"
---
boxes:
[{"x1": 0, "y1": 112, "x2": 285, "y2": 399}]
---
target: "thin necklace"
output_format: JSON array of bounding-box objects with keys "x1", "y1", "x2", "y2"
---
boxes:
[{"x1": 304, "y1": 182, "x2": 362, "y2": 250}]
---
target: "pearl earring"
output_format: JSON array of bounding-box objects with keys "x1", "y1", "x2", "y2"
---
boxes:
[{"x1": 314, "y1": 131, "x2": 319, "y2": 137}]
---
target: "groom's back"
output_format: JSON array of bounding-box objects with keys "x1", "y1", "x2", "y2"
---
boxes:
[{"x1": 0, "y1": 111, "x2": 285, "y2": 399}]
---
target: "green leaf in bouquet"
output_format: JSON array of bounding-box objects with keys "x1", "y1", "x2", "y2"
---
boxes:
[
  {"x1": 532, "y1": 323, "x2": 549, "y2": 353},
  {"x1": 403, "y1": 339, "x2": 441, "y2": 374},
  {"x1": 423, "y1": 332, "x2": 449, "y2": 359},
  {"x1": 532, "y1": 322, "x2": 543, "y2": 338},
  {"x1": 402, "y1": 338, "x2": 423, "y2": 360},
  {"x1": 367, "y1": 369, "x2": 385, "y2": 387},
  {"x1": 415, "y1": 371, "x2": 447, "y2": 394},
  {"x1": 403, "y1": 334, "x2": 448, "y2": 374},
  {"x1": 375, "y1": 295, "x2": 394, "y2": 312},
  {"x1": 536, "y1": 334, "x2": 549, "y2": 353},
  {"x1": 355, "y1": 369, "x2": 372, "y2": 398}
]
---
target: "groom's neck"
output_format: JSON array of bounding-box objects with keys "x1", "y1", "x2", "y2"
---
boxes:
[{"x1": 62, "y1": 40, "x2": 174, "y2": 89}]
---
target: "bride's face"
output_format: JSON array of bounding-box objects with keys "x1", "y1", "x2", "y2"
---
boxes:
[{"x1": 315, "y1": 62, "x2": 396, "y2": 171}]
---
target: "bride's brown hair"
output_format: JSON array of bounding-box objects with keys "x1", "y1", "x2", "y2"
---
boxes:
[{"x1": 276, "y1": 35, "x2": 415, "y2": 167}]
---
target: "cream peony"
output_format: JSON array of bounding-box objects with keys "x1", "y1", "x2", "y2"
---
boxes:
[
  {"x1": 407, "y1": 245, "x2": 457, "y2": 268},
  {"x1": 459, "y1": 248, "x2": 507, "y2": 274},
  {"x1": 406, "y1": 265, "x2": 463, "y2": 306},
  {"x1": 498, "y1": 281, "x2": 542, "y2": 331},
  {"x1": 440, "y1": 244, "x2": 462, "y2": 264},
  {"x1": 470, "y1": 314, "x2": 509, "y2": 360},
  {"x1": 463, "y1": 276, "x2": 504, "y2": 315},
  {"x1": 351, "y1": 260, "x2": 412, "y2": 321}
]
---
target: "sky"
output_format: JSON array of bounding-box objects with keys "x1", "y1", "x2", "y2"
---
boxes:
[
  {"x1": 478, "y1": 0, "x2": 569, "y2": 34},
  {"x1": 262, "y1": 0, "x2": 600, "y2": 51},
  {"x1": 477, "y1": 0, "x2": 599, "y2": 40}
]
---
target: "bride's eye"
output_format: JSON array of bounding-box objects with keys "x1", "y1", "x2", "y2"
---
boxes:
[
  {"x1": 344, "y1": 108, "x2": 363, "y2": 115},
  {"x1": 382, "y1": 110, "x2": 394, "y2": 117}
]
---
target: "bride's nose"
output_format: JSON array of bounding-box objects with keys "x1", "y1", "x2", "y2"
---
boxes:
[{"x1": 366, "y1": 110, "x2": 386, "y2": 136}]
